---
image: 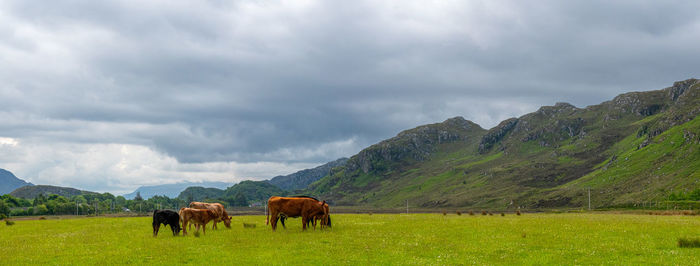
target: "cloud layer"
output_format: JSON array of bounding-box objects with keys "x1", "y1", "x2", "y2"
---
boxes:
[{"x1": 1, "y1": 0, "x2": 699, "y2": 193}]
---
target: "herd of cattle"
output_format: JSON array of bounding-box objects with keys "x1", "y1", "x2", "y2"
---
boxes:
[{"x1": 152, "y1": 196, "x2": 331, "y2": 236}]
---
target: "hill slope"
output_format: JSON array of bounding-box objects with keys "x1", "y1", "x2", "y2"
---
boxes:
[
  {"x1": 308, "y1": 79, "x2": 700, "y2": 209},
  {"x1": 267, "y1": 158, "x2": 349, "y2": 191},
  {"x1": 10, "y1": 185, "x2": 97, "y2": 199},
  {"x1": 0, "y1": 169, "x2": 33, "y2": 195}
]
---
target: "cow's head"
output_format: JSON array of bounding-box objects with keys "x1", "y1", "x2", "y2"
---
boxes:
[{"x1": 223, "y1": 215, "x2": 232, "y2": 228}]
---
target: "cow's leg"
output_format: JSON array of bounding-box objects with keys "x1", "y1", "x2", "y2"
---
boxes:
[
  {"x1": 202, "y1": 222, "x2": 207, "y2": 235},
  {"x1": 182, "y1": 220, "x2": 188, "y2": 235},
  {"x1": 302, "y1": 217, "x2": 308, "y2": 231},
  {"x1": 213, "y1": 220, "x2": 218, "y2": 230},
  {"x1": 270, "y1": 211, "x2": 278, "y2": 231}
]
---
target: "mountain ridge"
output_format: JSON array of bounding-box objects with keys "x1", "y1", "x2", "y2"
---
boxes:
[
  {"x1": 307, "y1": 78, "x2": 700, "y2": 208},
  {"x1": 0, "y1": 168, "x2": 33, "y2": 195}
]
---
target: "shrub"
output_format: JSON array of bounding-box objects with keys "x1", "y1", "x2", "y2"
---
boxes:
[
  {"x1": 678, "y1": 238, "x2": 700, "y2": 248},
  {"x1": 5, "y1": 220, "x2": 14, "y2": 226},
  {"x1": 468, "y1": 211, "x2": 474, "y2": 216},
  {"x1": 456, "y1": 211, "x2": 462, "y2": 216},
  {"x1": 501, "y1": 213, "x2": 505, "y2": 216},
  {"x1": 516, "y1": 210, "x2": 521, "y2": 216},
  {"x1": 481, "y1": 211, "x2": 487, "y2": 215},
  {"x1": 488, "y1": 212, "x2": 493, "y2": 216},
  {"x1": 0, "y1": 213, "x2": 6, "y2": 220}
]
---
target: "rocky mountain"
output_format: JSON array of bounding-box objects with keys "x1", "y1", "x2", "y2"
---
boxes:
[
  {"x1": 123, "y1": 181, "x2": 232, "y2": 200},
  {"x1": 267, "y1": 158, "x2": 349, "y2": 191},
  {"x1": 0, "y1": 168, "x2": 33, "y2": 195},
  {"x1": 307, "y1": 79, "x2": 700, "y2": 209},
  {"x1": 10, "y1": 185, "x2": 97, "y2": 199}
]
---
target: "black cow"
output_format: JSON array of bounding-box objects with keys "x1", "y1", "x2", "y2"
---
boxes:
[{"x1": 153, "y1": 209, "x2": 181, "y2": 237}]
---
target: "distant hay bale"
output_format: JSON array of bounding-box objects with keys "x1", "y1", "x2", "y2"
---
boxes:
[
  {"x1": 500, "y1": 213, "x2": 505, "y2": 216},
  {"x1": 481, "y1": 211, "x2": 487, "y2": 216},
  {"x1": 488, "y1": 212, "x2": 493, "y2": 216},
  {"x1": 678, "y1": 237, "x2": 700, "y2": 248},
  {"x1": 468, "y1": 211, "x2": 474, "y2": 216},
  {"x1": 516, "y1": 210, "x2": 521, "y2": 216},
  {"x1": 456, "y1": 211, "x2": 462, "y2": 216},
  {"x1": 243, "y1": 223, "x2": 256, "y2": 229}
]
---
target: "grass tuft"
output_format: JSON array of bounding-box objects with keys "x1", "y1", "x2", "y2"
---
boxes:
[{"x1": 678, "y1": 238, "x2": 700, "y2": 248}]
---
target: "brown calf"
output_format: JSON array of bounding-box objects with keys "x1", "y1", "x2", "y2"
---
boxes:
[
  {"x1": 179, "y1": 207, "x2": 217, "y2": 235},
  {"x1": 188, "y1": 202, "x2": 232, "y2": 229}
]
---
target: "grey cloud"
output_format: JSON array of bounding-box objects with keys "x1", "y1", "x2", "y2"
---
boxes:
[{"x1": 1, "y1": 0, "x2": 699, "y2": 169}]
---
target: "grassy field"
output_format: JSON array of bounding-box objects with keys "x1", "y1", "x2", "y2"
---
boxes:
[{"x1": 1, "y1": 213, "x2": 699, "y2": 265}]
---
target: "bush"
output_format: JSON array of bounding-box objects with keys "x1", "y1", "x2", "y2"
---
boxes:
[
  {"x1": 678, "y1": 238, "x2": 700, "y2": 248},
  {"x1": 481, "y1": 211, "x2": 487, "y2": 215},
  {"x1": 516, "y1": 210, "x2": 521, "y2": 216},
  {"x1": 456, "y1": 211, "x2": 461, "y2": 216},
  {"x1": 5, "y1": 220, "x2": 14, "y2": 226},
  {"x1": 468, "y1": 211, "x2": 474, "y2": 216},
  {"x1": 0, "y1": 213, "x2": 6, "y2": 220}
]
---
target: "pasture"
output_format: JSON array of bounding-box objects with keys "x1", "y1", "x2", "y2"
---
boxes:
[{"x1": 1, "y1": 213, "x2": 699, "y2": 264}]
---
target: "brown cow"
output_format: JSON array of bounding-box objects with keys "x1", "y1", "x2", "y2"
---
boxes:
[
  {"x1": 266, "y1": 196, "x2": 329, "y2": 231},
  {"x1": 179, "y1": 207, "x2": 217, "y2": 235},
  {"x1": 276, "y1": 196, "x2": 331, "y2": 230},
  {"x1": 188, "y1": 202, "x2": 232, "y2": 229}
]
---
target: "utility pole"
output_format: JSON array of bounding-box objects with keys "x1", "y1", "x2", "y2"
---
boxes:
[
  {"x1": 76, "y1": 202, "x2": 78, "y2": 216},
  {"x1": 588, "y1": 188, "x2": 591, "y2": 210},
  {"x1": 406, "y1": 200, "x2": 408, "y2": 214}
]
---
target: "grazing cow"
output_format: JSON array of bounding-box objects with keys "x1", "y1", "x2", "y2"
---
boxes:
[
  {"x1": 179, "y1": 207, "x2": 217, "y2": 235},
  {"x1": 152, "y1": 209, "x2": 181, "y2": 237},
  {"x1": 188, "y1": 202, "x2": 232, "y2": 229},
  {"x1": 277, "y1": 196, "x2": 332, "y2": 230},
  {"x1": 266, "y1": 196, "x2": 329, "y2": 231}
]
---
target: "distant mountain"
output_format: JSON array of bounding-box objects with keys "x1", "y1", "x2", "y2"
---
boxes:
[
  {"x1": 267, "y1": 158, "x2": 349, "y2": 191},
  {"x1": 10, "y1": 185, "x2": 96, "y2": 199},
  {"x1": 0, "y1": 168, "x2": 33, "y2": 195},
  {"x1": 123, "y1": 181, "x2": 232, "y2": 199},
  {"x1": 308, "y1": 79, "x2": 700, "y2": 208}
]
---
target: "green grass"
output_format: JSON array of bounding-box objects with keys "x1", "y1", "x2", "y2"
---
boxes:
[{"x1": 1, "y1": 213, "x2": 699, "y2": 264}]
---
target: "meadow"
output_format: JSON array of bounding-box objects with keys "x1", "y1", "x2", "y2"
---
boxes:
[{"x1": 1, "y1": 213, "x2": 699, "y2": 265}]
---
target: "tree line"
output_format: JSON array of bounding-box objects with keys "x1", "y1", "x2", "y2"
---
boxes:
[{"x1": 0, "y1": 192, "x2": 190, "y2": 218}]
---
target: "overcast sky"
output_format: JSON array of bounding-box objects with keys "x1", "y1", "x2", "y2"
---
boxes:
[{"x1": 1, "y1": 0, "x2": 698, "y2": 194}]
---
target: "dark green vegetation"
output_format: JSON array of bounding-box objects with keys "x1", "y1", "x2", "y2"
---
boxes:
[
  {"x1": 1, "y1": 214, "x2": 699, "y2": 264},
  {"x1": 0, "y1": 168, "x2": 32, "y2": 195},
  {"x1": 308, "y1": 79, "x2": 700, "y2": 208},
  {"x1": 178, "y1": 180, "x2": 287, "y2": 207},
  {"x1": 0, "y1": 191, "x2": 184, "y2": 217},
  {"x1": 678, "y1": 237, "x2": 700, "y2": 248}
]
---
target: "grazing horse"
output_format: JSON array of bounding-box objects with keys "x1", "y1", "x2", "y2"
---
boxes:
[
  {"x1": 152, "y1": 209, "x2": 181, "y2": 237},
  {"x1": 188, "y1": 202, "x2": 232, "y2": 229},
  {"x1": 266, "y1": 196, "x2": 329, "y2": 231}
]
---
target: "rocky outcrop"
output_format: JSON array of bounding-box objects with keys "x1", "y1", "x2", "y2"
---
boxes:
[
  {"x1": 345, "y1": 117, "x2": 485, "y2": 174},
  {"x1": 478, "y1": 118, "x2": 518, "y2": 153},
  {"x1": 267, "y1": 158, "x2": 349, "y2": 191}
]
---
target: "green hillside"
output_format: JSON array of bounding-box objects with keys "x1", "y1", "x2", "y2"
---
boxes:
[{"x1": 308, "y1": 79, "x2": 700, "y2": 209}]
